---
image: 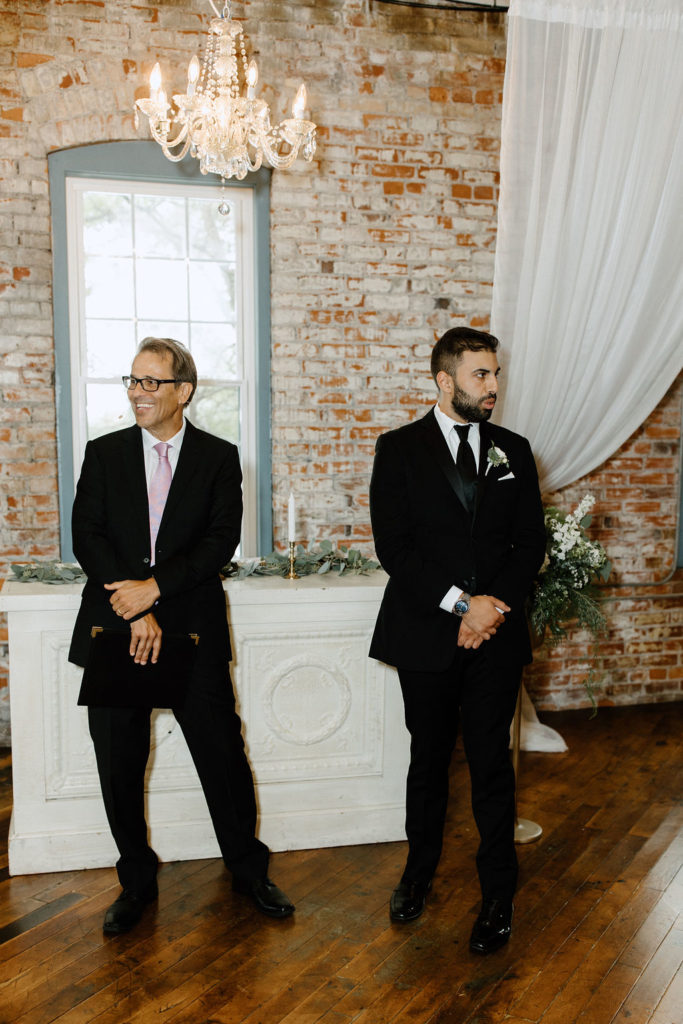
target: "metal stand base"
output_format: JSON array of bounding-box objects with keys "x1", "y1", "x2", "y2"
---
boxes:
[
  {"x1": 515, "y1": 817, "x2": 543, "y2": 844},
  {"x1": 512, "y1": 686, "x2": 543, "y2": 845}
]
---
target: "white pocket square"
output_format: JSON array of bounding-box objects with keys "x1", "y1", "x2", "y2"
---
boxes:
[{"x1": 498, "y1": 472, "x2": 515, "y2": 481}]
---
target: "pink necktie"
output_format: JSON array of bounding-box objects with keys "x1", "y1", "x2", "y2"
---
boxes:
[{"x1": 149, "y1": 442, "x2": 172, "y2": 565}]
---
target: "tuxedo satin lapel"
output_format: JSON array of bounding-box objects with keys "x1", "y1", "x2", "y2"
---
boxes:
[
  {"x1": 159, "y1": 418, "x2": 200, "y2": 531},
  {"x1": 122, "y1": 427, "x2": 150, "y2": 538},
  {"x1": 419, "y1": 410, "x2": 470, "y2": 515},
  {"x1": 475, "y1": 421, "x2": 509, "y2": 519}
]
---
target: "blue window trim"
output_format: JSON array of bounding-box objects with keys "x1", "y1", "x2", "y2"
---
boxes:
[{"x1": 48, "y1": 140, "x2": 272, "y2": 560}]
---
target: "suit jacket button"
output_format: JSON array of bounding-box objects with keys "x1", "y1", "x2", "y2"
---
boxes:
[{"x1": 143, "y1": 557, "x2": 150, "y2": 564}]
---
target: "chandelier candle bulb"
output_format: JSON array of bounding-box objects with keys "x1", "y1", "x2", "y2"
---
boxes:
[
  {"x1": 187, "y1": 55, "x2": 200, "y2": 97},
  {"x1": 293, "y1": 83, "x2": 307, "y2": 119},
  {"x1": 150, "y1": 62, "x2": 162, "y2": 90},
  {"x1": 247, "y1": 59, "x2": 258, "y2": 98},
  {"x1": 150, "y1": 62, "x2": 163, "y2": 102}
]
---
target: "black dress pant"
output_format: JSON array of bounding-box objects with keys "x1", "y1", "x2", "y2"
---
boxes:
[
  {"x1": 397, "y1": 646, "x2": 521, "y2": 900},
  {"x1": 88, "y1": 663, "x2": 269, "y2": 893}
]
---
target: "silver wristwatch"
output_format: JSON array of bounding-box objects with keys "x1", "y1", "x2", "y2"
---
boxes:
[{"x1": 452, "y1": 592, "x2": 471, "y2": 617}]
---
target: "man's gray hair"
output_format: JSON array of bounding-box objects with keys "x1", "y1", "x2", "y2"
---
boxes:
[{"x1": 137, "y1": 337, "x2": 197, "y2": 405}]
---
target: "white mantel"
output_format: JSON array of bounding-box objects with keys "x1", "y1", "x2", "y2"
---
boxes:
[{"x1": 0, "y1": 573, "x2": 410, "y2": 876}]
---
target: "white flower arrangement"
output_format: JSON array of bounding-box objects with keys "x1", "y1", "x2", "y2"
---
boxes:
[{"x1": 531, "y1": 493, "x2": 612, "y2": 643}]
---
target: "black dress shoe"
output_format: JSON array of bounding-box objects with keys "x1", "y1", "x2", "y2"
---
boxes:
[
  {"x1": 232, "y1": 877, "x2": 295, "y2": 918},
  {"x1": 103, "y1": 886, "x2": 158, "y2": 935},
  {"x1": 389, "y1": 880, "x2": 431, "y2": 922},
  {"x1": 469, "y1": 898, "x2": 513, "y2": 954}
]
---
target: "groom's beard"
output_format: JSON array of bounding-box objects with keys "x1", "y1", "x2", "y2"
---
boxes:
[{"x1": 450, "y1": 384, "x2": 496, "y2": 422}]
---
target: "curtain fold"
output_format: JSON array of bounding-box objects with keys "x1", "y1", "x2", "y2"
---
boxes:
[{"x1": 491, "y1": 0, "x2": 683, "y2": 492}]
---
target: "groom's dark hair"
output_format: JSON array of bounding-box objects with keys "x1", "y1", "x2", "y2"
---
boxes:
[{"x1": 430, "y1": 326, "x2": 499, "y2": 384}]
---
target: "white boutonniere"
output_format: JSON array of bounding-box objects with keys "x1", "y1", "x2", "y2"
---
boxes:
[{"x1": 486, "y1": 442, "x2": 509, "y2": 476}]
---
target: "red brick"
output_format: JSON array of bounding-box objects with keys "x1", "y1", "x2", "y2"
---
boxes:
[
  {"x1": 372, "y1": 165, "x2": 415, "y2": 179},
  {"x1": 16, "y1": 53, "x2": 53, "y2": 68}
]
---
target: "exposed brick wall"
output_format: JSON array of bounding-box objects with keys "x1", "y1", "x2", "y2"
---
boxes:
[
  {"x1": 0, "y1": 0, "x2": 680, "y2": 742},
  {"x1": 266, "y1": 1, "x2": 506, "y2": 546}
]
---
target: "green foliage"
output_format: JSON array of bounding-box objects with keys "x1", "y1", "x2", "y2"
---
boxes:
[
  {"x1": 224, "y1": 541, "x2": 380, "y2": 580},
  {"x1": 10, "y1": 562, "x2": 87, "y2": 585}
]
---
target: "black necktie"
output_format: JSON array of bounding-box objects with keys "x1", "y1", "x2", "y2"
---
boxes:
[{"x1": 455, "y1": 424, "x2": 477, "y2": 514}]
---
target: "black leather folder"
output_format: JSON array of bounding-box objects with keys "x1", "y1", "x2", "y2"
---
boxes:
[{"x1": 77, "y1": 627, "x2": 200, "y2": 709}]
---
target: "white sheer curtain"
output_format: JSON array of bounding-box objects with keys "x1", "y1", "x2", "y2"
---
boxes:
[{"x1": 491, "y1": 0, "x2": 683, "y2": 493}]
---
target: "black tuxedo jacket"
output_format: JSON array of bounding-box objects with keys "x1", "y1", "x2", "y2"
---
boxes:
[
  {"x1": 369, "y1": 409, "x2": 546, "y2": 672},
  {"x1": 68, "y1": 419, "x2": 241, "y2": 670}
]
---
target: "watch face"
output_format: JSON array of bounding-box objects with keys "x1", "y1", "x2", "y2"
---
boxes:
[{"x1": 455, "y1": 597, "x2": 470, "y2": 615}]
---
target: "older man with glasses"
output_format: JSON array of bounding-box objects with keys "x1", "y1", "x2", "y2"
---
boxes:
[{"x1": 69, "y1": 336, "x2": 294, "y2": 935}]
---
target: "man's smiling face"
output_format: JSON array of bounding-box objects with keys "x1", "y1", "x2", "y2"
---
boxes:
[{"x1": 127, "y1": 350, "x2": 191, "y2": 440}]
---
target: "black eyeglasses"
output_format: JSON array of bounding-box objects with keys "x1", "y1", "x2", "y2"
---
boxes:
[{"x1": 122, "y1": 376, "x2": 181, "y2": 392}]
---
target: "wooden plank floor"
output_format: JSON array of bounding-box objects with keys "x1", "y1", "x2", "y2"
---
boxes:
[{"x1": 0, "y1": 703, "x2": 681, "y2": 1024}]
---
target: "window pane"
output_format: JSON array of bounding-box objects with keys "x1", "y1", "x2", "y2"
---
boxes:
[
  {"x1": 86, "y1": 320, "x2": 136, "y2": 377},
  {"x1": 189, "y1": 262, "x2": 235, "y2": 322},
  {"x1": 137, "y1": 321, "x2": 189, "y2": 346},
  {"x1": 83, "y1": 193, "x2": 132, "y2": 256},
  {"x1": 84, "y1": 256, "x2": 134, "y2": 318},
  {"x1": 134, "y1": 195, "x2": 187, "y2": 258},
  {"x1": 190, "y1": 323, "x2": 238, "y2": 379},
  {"x1": 136, "y1": 259, "x2": 188, "y2": 320},
  {"x1": 191, "y1": 384, "x2": 239, "y2": 444},
  {"x1": 86, "y1": 382, "x2": 134, "y2": 440},
  {"x1": 188, "y1": 198, "x2": 236, "y2": 260}
]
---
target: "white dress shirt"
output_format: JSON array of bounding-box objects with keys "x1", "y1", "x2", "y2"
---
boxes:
[{"x1": 433, "y1": 403, "x2": 480, "y2": 614}]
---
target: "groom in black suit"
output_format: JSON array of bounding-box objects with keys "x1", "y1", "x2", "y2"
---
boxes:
[
  {"x1": 369, "y1": 327, "x2": 546, "y2": 954},
  {"x1": 69, "y1": 337, "x2": 294, "y2": 934}
]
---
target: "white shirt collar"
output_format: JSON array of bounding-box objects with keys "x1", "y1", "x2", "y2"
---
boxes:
[
  {"x1": 434, "y1": 403, "x2": 480, "y2": 445},
  {"x1": 141, "y1": 417, "x2": 187, "y2": 453}
]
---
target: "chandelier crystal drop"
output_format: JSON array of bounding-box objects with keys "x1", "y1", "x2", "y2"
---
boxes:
[{"x1": 135, "y1": 1, "x2": 317, "y2": 182}]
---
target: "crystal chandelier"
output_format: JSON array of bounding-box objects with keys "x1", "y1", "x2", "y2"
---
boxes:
[{"x1": 135, "y1": 0, "x2": 317, "y2": 186}]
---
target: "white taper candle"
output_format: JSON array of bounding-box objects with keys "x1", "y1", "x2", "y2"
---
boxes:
[{"x1": 288, "y1": 492, "x2": 296, "y2": 543}]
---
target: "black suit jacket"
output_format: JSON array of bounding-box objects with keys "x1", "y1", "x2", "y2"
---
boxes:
[
  {"x1": 369, "y1": 409, "x2": 546, "y2": 672},
  {"x1": 68, "y1": 419, "x2": 241, "y2": 670}
]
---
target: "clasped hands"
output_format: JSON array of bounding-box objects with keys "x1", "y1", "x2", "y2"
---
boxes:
[
  {"x1": 104, "y1": 578, "x2": 162, "y2": 666},
  {"x1": 458, "y1": 594, "x2": 510, "y2": 651}
]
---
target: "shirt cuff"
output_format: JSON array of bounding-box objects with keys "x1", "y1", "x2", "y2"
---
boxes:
[{"x1": 440, "y1": 585, "x2": 463, "y2": 614}]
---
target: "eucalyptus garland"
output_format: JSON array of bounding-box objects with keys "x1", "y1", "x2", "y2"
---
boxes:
[
  {"x1": 10, "y1": 562, "x2": 87, "y2": 585},
  {"x1": 9, "y1": 544, "x2": 380, "y2": 587},
  {"x1": 223, "y1": 540, "x2": 380, "y2": 580}
]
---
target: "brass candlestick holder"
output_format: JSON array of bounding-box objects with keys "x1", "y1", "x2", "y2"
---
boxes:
[{"x1": 287, "y1": 541, "x2": 299, "y2": 579}]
